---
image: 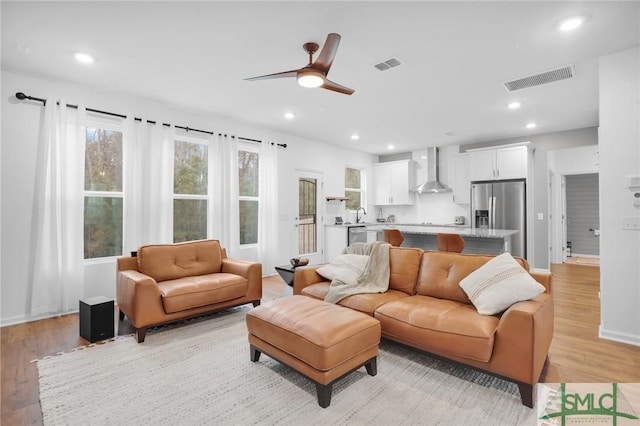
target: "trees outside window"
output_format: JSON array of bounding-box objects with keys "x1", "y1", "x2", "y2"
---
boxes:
[
  {"x1": 174, "y1": 139, "x2": 208, "y2": 243},
  {"x1": 345, "y1": 167, "x2": 364, "y2": 210},
  {"x1": 84, "y1": 127, "x2": 123, "y2": 259},
  {"x1": 238, "y1": 148, "x2": 259, "y2": 245}
]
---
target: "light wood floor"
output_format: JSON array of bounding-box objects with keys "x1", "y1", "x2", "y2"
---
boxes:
[{"x1": 2, "y1": 264, "x2": 639, "y2": 425}]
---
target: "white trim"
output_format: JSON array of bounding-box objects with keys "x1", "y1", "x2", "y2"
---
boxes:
[
  {"x1": 465, "y1": 141, "x2": 531, "y2": 153},
  {"x1": 599, "y1": 326, "x2": 640, "y2": 347},
  {"x1": 531, "y1": 267, "x2": 551, "y2": 273},
  {"x1": 0, "y1": 310, "x2": 79, "y2": 327}
]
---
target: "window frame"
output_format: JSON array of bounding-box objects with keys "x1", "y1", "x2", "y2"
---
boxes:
[
  {"x1": 172, "y1": 134, "x2": 210, "y2": 243},
  {"x1": 238, "y1": 142, "x2": 259, "y2": 247},
  {"x1": 345, "y1": 166, "x2": 366, "y2": 211},
  {"x1": 83, "y1": 116, "x2": 125, "y2": 262}
]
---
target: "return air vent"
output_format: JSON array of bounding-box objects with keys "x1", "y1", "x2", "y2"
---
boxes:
[
  {"x1": 373, "y1": 57, "x2": 403, "y2": 71},
  {"x1": 504, "y1": 64, "x2": 576, "y2": 92}
]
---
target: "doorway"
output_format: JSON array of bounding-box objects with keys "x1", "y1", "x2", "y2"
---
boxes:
[
  {"x1": 564, "y1": 173, "x2": 600, "y2": 264},
  {"x1": 293, "y1": 170, "x2": 323, "y2": 265}
]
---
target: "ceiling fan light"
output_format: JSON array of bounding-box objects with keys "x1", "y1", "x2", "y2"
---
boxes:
[{"x1": 297, "y1": 70, "x2": 324, "y2": 88}]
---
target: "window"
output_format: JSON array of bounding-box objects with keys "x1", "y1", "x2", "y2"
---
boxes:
[
  {"x1": 345, "y1": 167, "x2": 363, "y2": 210},
  {"x1": 173, "y1": 138, "x2": 208, "y2": 243},
  {"x1": 84, "y1": 127, "x2": 123, "y2": 259},
  {"x1": 238, "y1": 147, "x2": 259, "y2": 245}
]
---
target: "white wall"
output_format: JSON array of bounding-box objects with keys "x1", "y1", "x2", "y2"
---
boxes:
[
  {"x1": 0, "y1": 70, "x2": 377, "y2": 325},
  {"x1": 598, "y1": 47, "x2": 640, "y2": 346}
]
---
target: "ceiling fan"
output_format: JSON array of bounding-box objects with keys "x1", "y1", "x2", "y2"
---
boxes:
[{"x1": 245, "y1": 33, "x2": 354, "y2": 95}]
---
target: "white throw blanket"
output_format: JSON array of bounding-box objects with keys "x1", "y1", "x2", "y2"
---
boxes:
[{"x1": 318, "y1": 241, "x2": 391, "y2": 304}]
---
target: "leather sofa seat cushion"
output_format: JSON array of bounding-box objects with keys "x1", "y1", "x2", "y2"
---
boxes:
[
  {"x1": 374, "y1": 295, "x2": 499, "y2": 362},
  {"x1": 388, "y1": 247, "x2": 424, "y2": 294},
  {"x1": 301, "y1": 282, "x2": 410, "y2": 316},
  {"x1": 138, "y1": 240, "x2": 223, "y2": 282},
  {"x1": 415, "y1": 251, "x2": 529, "y2": 305},
  {"x1": 158, "y1": 273, "x2": 247, "y2": 313},
  {"x1": 246, "y1": 296, "x2": 381, "y2": 372}
]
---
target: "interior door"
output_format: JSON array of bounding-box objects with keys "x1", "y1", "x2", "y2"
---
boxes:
[{"x1": 293, "y1": 170, "x2": 323, "y2": 265}]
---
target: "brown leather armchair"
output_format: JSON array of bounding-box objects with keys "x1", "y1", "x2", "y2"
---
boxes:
[
  {"x1": 437, "y1": 233, "x2": 465, "y2": 253},
  {"x1": 383, "y1": 229, "x2": 404, "y2": 247}
]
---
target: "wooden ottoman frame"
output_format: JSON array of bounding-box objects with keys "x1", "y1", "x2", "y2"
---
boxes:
[{"x1": 246, "y1": 296, "x2": 381, "y2": 408}]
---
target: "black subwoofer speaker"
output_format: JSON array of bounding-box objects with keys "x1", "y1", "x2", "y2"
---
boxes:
[{"x1": 79, "y1": 296, "x2": 114, "y2": 343}]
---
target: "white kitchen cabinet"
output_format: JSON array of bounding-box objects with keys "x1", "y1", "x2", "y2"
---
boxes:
[
  {"x1": 453, "y1": 154, "x2": 470, "y2": 204},
  {"x1": 374, "y1": 160, "x2": 414, "y2": 205},
  {"x1": 468, "y1": 145, "x2": 527, "y2": 181}
]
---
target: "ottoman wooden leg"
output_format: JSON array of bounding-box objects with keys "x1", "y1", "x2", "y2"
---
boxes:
[
  {"x1": 365, "y1": 357, "x2": 377, "y2": 376},
  {"x1": 315, "y1": 382, "x2": 333, "y2": 408},
  {"x1": 250, "y1": 344, "x2": 262, "y2": 362}
]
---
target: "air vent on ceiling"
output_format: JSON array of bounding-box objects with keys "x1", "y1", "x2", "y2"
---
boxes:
[
  {"x1": 373, "y1": 57, "x2": 403, "y2": 71},
  {"x1": 504, "y1": 64, "x2": 576, "y2": 92}
]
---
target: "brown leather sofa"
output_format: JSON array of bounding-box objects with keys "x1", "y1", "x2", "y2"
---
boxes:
[
  {"x1": 117, "y1": 239, "x2": 262, "y2": 342},
  {"x1": 293, "y1": 248, "x2": 553, "y2": 407}
]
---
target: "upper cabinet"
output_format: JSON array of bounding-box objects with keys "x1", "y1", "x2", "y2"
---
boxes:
[
  {"x1": 453, "y1": 154, "x2": 470, "y2": 204},
  {"x1": 374, "y1": 160, "x2": 414, "y2": 205},
  {"x1": 468, "y1": 145, "x2": 528, "y2": 181}
]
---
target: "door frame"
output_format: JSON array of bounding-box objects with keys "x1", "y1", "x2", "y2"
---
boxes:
[{"x1": 292, "y1": 169, "x2": 324, "y2": 265}]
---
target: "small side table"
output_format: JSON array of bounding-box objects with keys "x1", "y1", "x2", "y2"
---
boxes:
[
  {"x1": 275, "y1": 265, "x2": 297, "y2": 287},
  {"x1": 79, "y1": 296, "x2": 115, "y2": 343}
]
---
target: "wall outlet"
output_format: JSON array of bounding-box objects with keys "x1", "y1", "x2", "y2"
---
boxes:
[
  {"x1": 622, "y1": 216, "x2": 640, "y2": 230},
  {"x1": 537, "y1": 213, "x2": 544, "y2": 220}
]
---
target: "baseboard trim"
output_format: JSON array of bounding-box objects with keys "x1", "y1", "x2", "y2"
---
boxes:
[
  {"x1": 599, "y1": 326, "x2": 640, "y2": 347},
  {"x1": 532, "y1": 267, "x2": 551, "y2": 273},
  {"x1": 1, "y1": 310, "x2": 78, "y2": 328}
]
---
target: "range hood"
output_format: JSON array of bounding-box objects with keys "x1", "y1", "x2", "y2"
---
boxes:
[{"x1": 412, "y1": 147, "x2": 452, "y2": 194}]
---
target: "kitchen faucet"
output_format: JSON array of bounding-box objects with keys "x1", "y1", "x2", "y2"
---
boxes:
[{"x1": 356, "y1": 207, "x2": 367, "y2": 223}]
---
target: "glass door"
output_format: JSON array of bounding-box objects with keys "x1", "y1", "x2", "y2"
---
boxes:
[{"x1": 294, "y1": 170, "x2": 323, "y2": 265}]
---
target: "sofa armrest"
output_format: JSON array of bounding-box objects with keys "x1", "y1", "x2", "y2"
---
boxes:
[
  {"x1": 221, "y1": 258, "x2": 262, "y2": 302},
  {"x1": 293, "y1": 265, "x2": 326, "y2": 295},
  {"x1": 116, "y1": 270, "x2": 166, "y2": 328},
  {"x1": 492, "y1": 292, "x2": 554, "y2": 384}
]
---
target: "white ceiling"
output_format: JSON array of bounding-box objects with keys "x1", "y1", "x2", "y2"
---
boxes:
[{"x1": 2, "y1": 1, "x2": 639, "y2": 154}]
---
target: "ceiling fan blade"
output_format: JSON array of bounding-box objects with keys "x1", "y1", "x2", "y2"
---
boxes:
[
  {"x1": 322, "y1": 79, "x2": 354, "y2": 95},
  {"x1": 313, "y1": 33, "x2": 341, "y2": 74},
  {"x1": 244, "y1": 69, "x2": 299, "y2": 81}
]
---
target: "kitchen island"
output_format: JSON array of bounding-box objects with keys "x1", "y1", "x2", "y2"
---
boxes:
[{"x1": 367, "y1": 224, "x2": 519, "y2": 255}]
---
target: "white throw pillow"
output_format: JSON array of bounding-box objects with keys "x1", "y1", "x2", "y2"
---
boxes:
[
  {"x1": 459, "y1": 252, "x2": 545, "y2": 315},
  {"x1": 316, "y1": 254, "x2": 369, "y2": 284}
]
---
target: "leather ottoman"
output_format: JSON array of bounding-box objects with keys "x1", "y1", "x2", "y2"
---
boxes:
[{"x1": 246, "y1": 295, "x2": 381, "y2": 407}]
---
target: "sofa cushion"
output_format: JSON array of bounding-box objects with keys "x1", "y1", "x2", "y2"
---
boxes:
[
  {"x1": 388, "y1": 247, "x2": 424, "y2": 295},
  {"x1": 459, "y1": 253, "x2": 545, "y2": 315},
  {"x1": 374, "y1": 295, "x2": 499, "y2": 362},
  {"x1": 138, "y1": 239, "x2": 223, "y2": 282},
  {"x1": 158, "y1": 273, "x2": 247, "y2": 313},
  {"x1": 301, "y1": 282, "x2": 410, "y2": 316},
  {"x1": 415, "y1": 251, "x2": 529, "y2": 305}
]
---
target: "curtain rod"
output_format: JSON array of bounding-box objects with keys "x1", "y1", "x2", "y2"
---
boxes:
[{"x1": 14, "y1": 92, "x2": 287, "y2": 148}]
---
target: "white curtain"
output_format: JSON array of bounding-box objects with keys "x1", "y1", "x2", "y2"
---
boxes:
[
  {"x1": 123, "y1": 118, "x2": 174, "y2": 251},
  {"x1": 29, "y1": 100, "x2": 86, "y2": 316},
  {"x1": 258, "y1": 141, "x2": 279, "y2": 272},
  {"x1": 211, "y1": 133, "x2": 239, "y2": 255}
]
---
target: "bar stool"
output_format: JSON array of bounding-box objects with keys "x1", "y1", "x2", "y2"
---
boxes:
[
  {"x1": 383, "y1": 229, "x2": 404, "y2": 247},
  {"x1": 437, "y1": 233, "x2": 465, "y2": 253}
]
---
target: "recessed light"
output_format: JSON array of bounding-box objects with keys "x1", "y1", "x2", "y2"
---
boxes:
[
  {"x1": 74, "y1": 52, "x2": 94, "y2": 64},
  {"x1": 526, "y1": 123, "x2": 537, "y2": 129},
  {"x1": 559, "y1": 16, "x2": 585, "y2": 32},
  {"x1": 283, "y1": 112, "x2": 295, "y2": 120},
  {"x1": 508, "y1": 102, "x2": 521, "y2": 110},
  {"x1": 350, "y1": 134, "x2": 359, "y2": 141},
  {"x1": 387, "y1": 144, "x2": 395, "y2": 150}
]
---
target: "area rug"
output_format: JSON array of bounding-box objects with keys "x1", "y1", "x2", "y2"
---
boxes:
[{"x1": 36, "y1": 306, "x2": 536, "y2": 425}]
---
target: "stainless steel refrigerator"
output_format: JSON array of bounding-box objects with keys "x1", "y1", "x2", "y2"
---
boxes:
[{"x1": 471, "y1": 179, "x2": 526, "y2": 258}]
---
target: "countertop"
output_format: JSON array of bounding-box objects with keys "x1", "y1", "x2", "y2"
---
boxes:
[{"x1": 366, "y1": 224, "x2": 518, "y2": 239}]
